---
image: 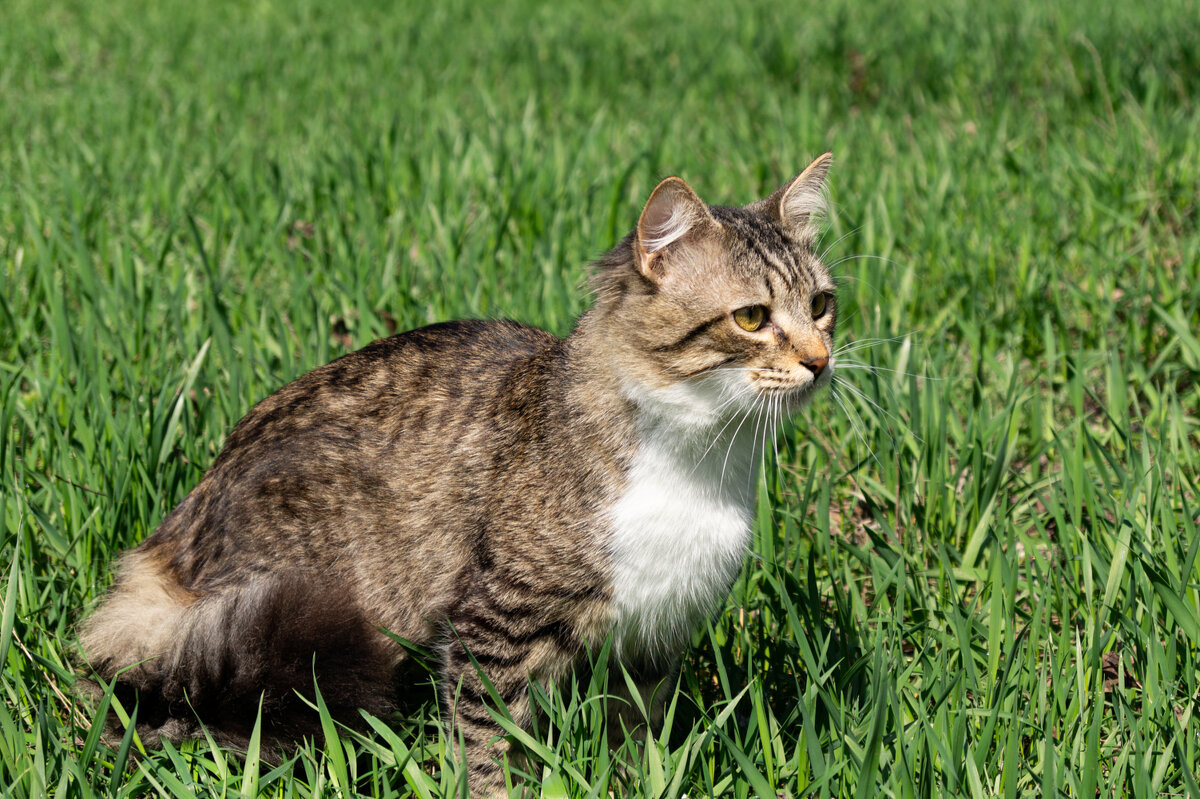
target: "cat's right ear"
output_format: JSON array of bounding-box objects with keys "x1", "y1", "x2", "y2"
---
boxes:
[
  {"x1": 636, "y1": 177, "x2": 716, "y2": 282},
  {"x1": 757, "y1": 152, "x2": 834, "y2": 243}
]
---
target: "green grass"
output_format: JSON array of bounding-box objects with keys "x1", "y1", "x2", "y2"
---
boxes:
[{"x1": 3, "y1": 0, "x2": 1199, "y2": 795}]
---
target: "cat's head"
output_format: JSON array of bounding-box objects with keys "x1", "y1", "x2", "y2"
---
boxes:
[{"x1": 590, "y1": 154, "x2": 837, "y2": 429}]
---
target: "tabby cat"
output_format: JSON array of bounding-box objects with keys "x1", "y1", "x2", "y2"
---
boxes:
[{"x1": 80, "y1": 153, "x2": 838, "y2": 797}]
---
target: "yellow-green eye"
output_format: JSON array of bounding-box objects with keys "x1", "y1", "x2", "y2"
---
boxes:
[
  {"x1": 810, "y1": 293, "x2": 829, "y2": 318},
  {"x1": 733, "y1": 305, "x2": 766, "y2": 332}
]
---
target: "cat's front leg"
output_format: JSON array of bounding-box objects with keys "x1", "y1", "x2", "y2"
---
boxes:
[
  {"x1": 441, "y1": 616, "x2": 576, "y2": 798},
  {"x1": 606, "y1": 659, "x2": 677, "y2": 749},
  {"x1": 441, "y1": 660, "x2": 525, "y2": 797}
]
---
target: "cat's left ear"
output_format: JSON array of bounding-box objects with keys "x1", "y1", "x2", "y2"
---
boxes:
[
  {"x1": 636, "y1": 177, "x2": 718, "y2": 282},
  {"x1": 759, "y1": 152, "x2": 833, "y2": 242}
]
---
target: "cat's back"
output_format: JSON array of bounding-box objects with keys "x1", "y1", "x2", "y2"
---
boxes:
[
  {"x1": 211, "y1": 318, "x2": 558, "y2": 467},
  {"x1": 145, "y1": 319, "x2": 564, "y2": 587}
]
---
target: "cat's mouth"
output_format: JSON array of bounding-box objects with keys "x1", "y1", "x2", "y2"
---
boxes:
[{"x1": 745, "y1": 361, "x2": 834, "y2": 407}]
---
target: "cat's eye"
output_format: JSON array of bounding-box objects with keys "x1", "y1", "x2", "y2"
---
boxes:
[
  {"x1": 732, "y1": 305, "x2": 767, "y2": 332},
  {"x1": 810, "y1": 293, "x2": 829, "y2": 319}
]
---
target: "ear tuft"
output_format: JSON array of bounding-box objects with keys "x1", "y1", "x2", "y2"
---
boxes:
[
  {"x1": 636, "y1": 177, "x2": 714, "y2": 280},
  {"x1": 768, "y1": 152, "x2": 834, "y2": 242}
]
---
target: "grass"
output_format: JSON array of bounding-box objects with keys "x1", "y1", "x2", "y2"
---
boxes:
[{"x1": 2, "y1": 0, "x2": 1199, "y2": 795}]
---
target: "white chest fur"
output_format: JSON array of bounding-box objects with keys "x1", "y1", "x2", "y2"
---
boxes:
[{"x1": 607, "y1": 413, "x2": 759, "y2": 663}]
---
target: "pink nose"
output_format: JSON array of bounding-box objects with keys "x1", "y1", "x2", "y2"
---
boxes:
[{"x1": 803, "y1": 355, "x2": 828, "y2": 376}]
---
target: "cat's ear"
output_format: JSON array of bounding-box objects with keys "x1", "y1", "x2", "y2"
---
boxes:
[
  {"x1": 762, "y1": 152, "x2": 833, "y2": 242},
  {"x1": 636, "y1": 177, "x2": 717, "y2": 281}
]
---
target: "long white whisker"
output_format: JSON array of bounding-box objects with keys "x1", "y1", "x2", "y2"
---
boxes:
[
  {"x1": 711, "y1": 387, "x2": 751, "y2": 415},
  {"x1": 719, "y1": 402, "x2": 758, "y2": 491},
  {"x1": 831, "y1": 374, "x2": 888, "y2": 415},
  {"x1": 835, "y1": 360, "x2": 947, "y2": 381},
  {"x1": 761, "y1": 394, "x2": 782, "y2": 533},
  {"x1": 833, "y1": 335, "x2": 914, "y2": 356},
  {"x1": 746, "y1": 395, "x2": 769, "y2": 499},
  {"x1": 770, "y1": 394, "x2": 783, "y2": 492},
  {"x1": 833, "y1": 375, "x2": 913, "y2": 452},
  {"x1": 688, "y1": 394, "x2": 754, "y2": 477},
  {"x1": 830, "y1": 383, "x2": 879, "y2": 471},
  {"x1": 827, "y1": 253, "x2": 905, "y2": 271},
  {"x1": 832, "y1": 375, "x2": 907, "y2": 431},
  {"x1": 819, "y1": 226, "x2": 863, "y2": 262},
  {"x1": 744, "y1": 395, "x2": 763, "y2": 501}
]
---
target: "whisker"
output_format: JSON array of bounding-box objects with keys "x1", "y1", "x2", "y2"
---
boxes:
[
  {"x1": 830, "y1": 384, "x2": 881, "y2": 471},
  {"x1": 832, "y1": 375, "x2": 906, "y2": 429},
  {"x1": 750, "y1": 415, "x2": 763, "y2": 504},
  {"x1": 827, "y1": 253, "x2": 905, "y2": 272},
  {"x1": 689, "y1": 395, "x2": 753, "y2": 477},
  {"x1": 828, "y1": 384, "x2": 865, "y2": 449},
  {"x1": 746, "y1": 395, "x2": 769, "y2": 499},
  {"x1": 818, "y1": 225, "x2": 863, "y2": 263},
  {"x1": 835, "y1": 360, "x2": 948, "y2": 381},
  {"x1": 758, "y1": 394, "x2": 783, "y2": 533},
  {"x1": 833, "y1": 335, "x2": 914, "y2": 356},
  {"x1": 719, "y1": 403, "x2": 758, "y2": 490},
  {"x1": 832, "y1": 375, "x2": 917, "y2": 450},
  {"x1": 770, "y1": 394, "x2": 783, "y2": 492}
]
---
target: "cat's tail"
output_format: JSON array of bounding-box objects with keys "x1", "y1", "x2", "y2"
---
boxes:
[{"x1": 78, "y1": 550, "x2": 396, "y2": 753}]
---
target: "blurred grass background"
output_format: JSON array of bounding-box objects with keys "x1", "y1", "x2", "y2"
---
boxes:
[{"x1": 2, "y1": 0, "x2": 1199, "y2": 795}]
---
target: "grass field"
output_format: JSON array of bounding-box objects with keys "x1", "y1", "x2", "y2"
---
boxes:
[{"x1": 3, "y1": 0, "x2": 1200, "y2": 795}]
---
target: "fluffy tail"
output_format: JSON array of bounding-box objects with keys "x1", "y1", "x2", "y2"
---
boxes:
[{"x1": 79, "y1": 551, "x2": 396, "y2": 752}]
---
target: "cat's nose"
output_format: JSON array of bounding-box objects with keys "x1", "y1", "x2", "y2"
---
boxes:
[{"x1": 802, "y1": 354, "x2": 828, "y2": 376}]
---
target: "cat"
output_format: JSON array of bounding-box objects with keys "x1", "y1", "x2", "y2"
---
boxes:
[{"x1": 79, "y1": 152, "x2": 838, "y2": 797}]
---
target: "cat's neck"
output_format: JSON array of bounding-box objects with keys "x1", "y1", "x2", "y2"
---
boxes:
[
  {"x1": 560, "y1": 310, "x2": 766, "y2": 507},
  {"x1": 565, "y1": 312, "x2": 765, "y2": 662},
  {"x1": 565, "y1": 309, "x2": 755, "y2": 439}
]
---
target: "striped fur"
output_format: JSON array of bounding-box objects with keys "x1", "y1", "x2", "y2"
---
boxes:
[{"x1": 80, "y1": 154, "x2": 838, "y2": 797}]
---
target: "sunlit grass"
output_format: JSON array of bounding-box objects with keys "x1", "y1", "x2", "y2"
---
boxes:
[{"x1": 2, "y1": 0, "x2": 1199, "y2": 795}]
